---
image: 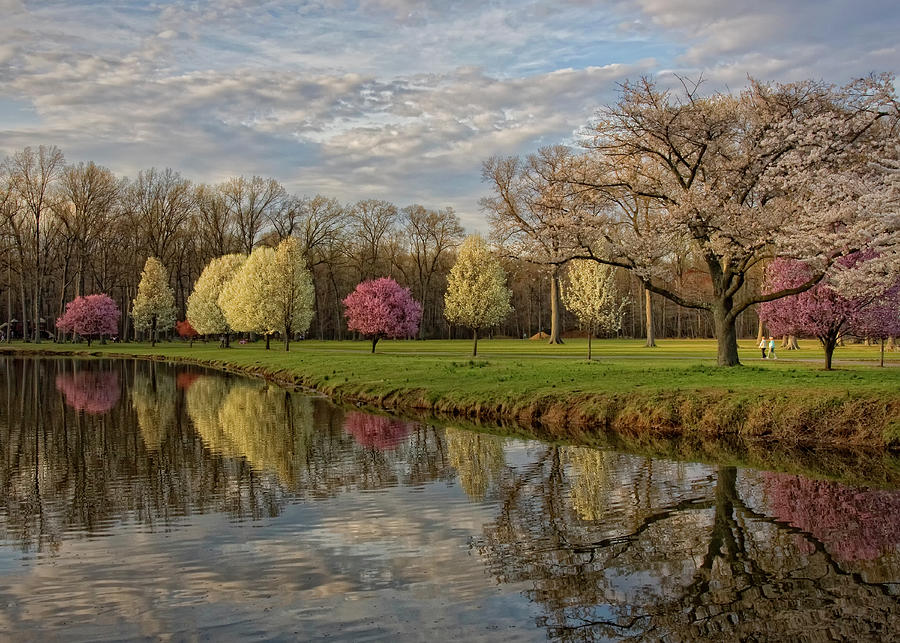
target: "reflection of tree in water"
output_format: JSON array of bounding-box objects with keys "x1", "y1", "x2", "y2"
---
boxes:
[
  {"x1": 445, "y1": 428, "x2": 505, "y2": 500},
  {"x1": 476, "y1": 445, "x2": 900, "y2": 640},
  {"x1": 131, "y1": 361, "x2": 177, "y2": 451},
  {"x1": 188, "y1": 376, "x2": 315, "y2": 487},
  {"x1": 763, "y1": 471, "x2": 900, "y2": 574},
  {"x1": 55, "y1": 369, "x2": 121, "y2": 415},
  {"x1": 0, "y1": 359, "x2": 289, "y2": 550},
  {"x1": 343, "y1": 411, "x2": 414, "y2": 451}
]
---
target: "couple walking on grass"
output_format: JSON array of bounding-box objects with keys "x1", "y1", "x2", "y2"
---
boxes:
[{"x1": 759, "y1": 337, "x2": 778, "y2": 360}]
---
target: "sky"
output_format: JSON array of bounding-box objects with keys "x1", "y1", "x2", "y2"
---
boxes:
[{"x1": 1, "y1": 0, "x2": 898, "y2": 231}]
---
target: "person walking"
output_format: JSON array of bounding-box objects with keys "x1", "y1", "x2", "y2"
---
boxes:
[
  {"x1": 759, "y1": 337, "x2": 768, "y2": 359},
  {"x1": 768, "y1": 336, "x2": 777, "y2": 360}
]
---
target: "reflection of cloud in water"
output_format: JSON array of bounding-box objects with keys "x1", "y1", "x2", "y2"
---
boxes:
[
  {"x1": 343, "y1": 412, "x2": 414, "y2": 451},
  {"x1": 0, "y1": 490, "x2": 524, "y2": 640},
  {"x1": 55, "y1": 371, "x2": 120, "y2": 415}
]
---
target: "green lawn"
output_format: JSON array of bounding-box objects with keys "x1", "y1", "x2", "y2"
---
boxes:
[{"x1": 7, "y1": 337, "x2": 898, "y2": 398}]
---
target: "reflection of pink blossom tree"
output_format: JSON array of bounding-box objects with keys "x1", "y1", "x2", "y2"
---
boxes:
[
  {"x1": 55, "y1": 371, "x2": 121, "y2": 414},
  {"x1": 343, "y1": 278, "x2": 422, "y2": 353},
  {"x1": 764, "y1": 472, "x2": 900, "y2": 563},
  {"x1": 343, "y1": 412, "x2": 414, "y2": 450},
  {"x1": 760, "y1": 256, "x2": 900, "y2": 369},
  {"x1": 56, "y1": 294, "x2": 120, "y2": 346}
]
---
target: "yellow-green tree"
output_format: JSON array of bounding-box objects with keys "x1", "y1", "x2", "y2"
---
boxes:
[
  {"x1": 217, "y1": 239, "x2": 314, "y2": 350},
  {"x1": 131, "y1": 256, "x2": 176, "y2": 345},
  {"x1": 444, "y1": 235, "x2": 512, "y2": 356},
  {"x1": 562, "y1": 260, "x2": 628, "y2": 360},
  {"x1": 218, "y1": 245, "x2": 278, "y2": 347},
  {"x1": 269, "y1": 237, "x2": 315, "y2": 351},
  {"x1": 186, "y1": 253, "x2": 246, "y2": 346}
]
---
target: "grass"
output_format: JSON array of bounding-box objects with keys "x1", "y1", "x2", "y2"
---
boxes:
[{"x1": 5, "y1": 337, "x2": 900, "y2": 451}]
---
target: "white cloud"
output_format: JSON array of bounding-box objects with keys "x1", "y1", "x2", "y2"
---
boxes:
[{"x1": 0, "y1": 0, "x2": 897, "y2": 232}]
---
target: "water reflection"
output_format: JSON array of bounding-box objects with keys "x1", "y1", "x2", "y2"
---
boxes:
[
  {"x1": 55, "y1": 368, "x2": 120, "y2": 415},
  {"x1": 475, "y1": 446, "x2": 900, "y2": 639},
  {"x1": 0, "y1": 356, "x2": 898, "y2": 640}
]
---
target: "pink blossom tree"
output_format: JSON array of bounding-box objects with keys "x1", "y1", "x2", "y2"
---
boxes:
[
  {"x1": 343, "y1": 277, "x2": 422, "y2": 353},
  {"x1": 56, "y1": 294, "x2": 120, "y2": 346},
  {"x1": 760, "y1": 257, "x2": 900, "y2": 369}
]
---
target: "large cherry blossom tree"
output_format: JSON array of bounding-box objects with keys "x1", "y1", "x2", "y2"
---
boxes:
[
  {"x1": 56, "y1": 293, "x2": 120, "y2": 346},
  {"x1": 560, "y1": 75, "x2": 899, "y2": 366},
  {"x1": 343, "y1": 277, "x2": 422, "y2": 353}
]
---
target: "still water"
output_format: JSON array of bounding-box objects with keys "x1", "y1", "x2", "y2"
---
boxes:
[{"x1": 0, "y1": 356, "x2": 898, "y2": 641}]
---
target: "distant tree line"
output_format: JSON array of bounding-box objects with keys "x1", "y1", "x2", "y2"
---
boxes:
[
  {"x1": 0, "y1": 145, "x2": 736, "y2": 345},
  {"x1": 2, "y1": 75, "x2": 898, "y2": 362}
]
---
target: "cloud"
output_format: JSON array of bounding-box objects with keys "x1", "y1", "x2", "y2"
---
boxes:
[{"x1": 0, "y1": 0, "x2": 897, "y2": 231}]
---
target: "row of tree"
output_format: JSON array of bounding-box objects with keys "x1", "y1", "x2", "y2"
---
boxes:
[{"x1": 3, "y1": 74, "x2": 899, "y2": 364}]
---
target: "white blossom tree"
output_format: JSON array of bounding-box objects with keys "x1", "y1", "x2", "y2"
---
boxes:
[
  {"x1": 186, "y1": 253, "x2": 246, "y2": 345},
  {"x1": 444, "y1": 235, "x2": 512, "y2": 356},
  {"x1": 132, "y1": 256, "x2": 176, "y2": 346},
  {"x1": 218, "y1": 245, "x2": 278, "y2": 348},
  {"x1": 269, "y1": 236, "x2": 315, "y2": 351},
  {"x1": 563, "y1": 75, "x2": 899, "y2": 366},
  {"x1": 562, "y1": 260, "x2": 628, "y2": 360}
]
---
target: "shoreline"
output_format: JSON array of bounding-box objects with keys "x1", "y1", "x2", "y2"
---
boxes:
[{"x1": 4, "y1": 342, "x2": 899, "y2": 454}]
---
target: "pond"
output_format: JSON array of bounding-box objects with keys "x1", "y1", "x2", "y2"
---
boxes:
[{"x1": 0, "y1": 356, "x2": 898, "y2": 640}]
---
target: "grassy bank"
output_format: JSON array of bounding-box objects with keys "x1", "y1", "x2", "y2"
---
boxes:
[{"x1": 5, "y1": 338, "x2": 900, "y2": 451}]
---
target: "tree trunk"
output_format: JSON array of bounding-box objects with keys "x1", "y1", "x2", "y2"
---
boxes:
[
  {"x1": 20, "y1": 282, "x2": 28, "y2": 342},
  {"x1": 587, "y1": 328, "x2": 592, "y2": 361},
  {"x1": 284, "y1": 325, "x2": 291, "y2": 352},
  {"x1": 151, "y1": 317, "x2": 157, "y2": 347},
  {"x1": 713, "y1": 304, "x2": 740, "y2": 366},
  {"x1": 822, "y1": 334, "x2": 837, "y2": 370},
  {"x1": 756, "y1": 317, "x2": 764, "y2": 344},
  {"x1": 547, "y1": 266, "x2": 564, "y2": 345},
  {"x1": 472, "y1": 327, "x2": 478, "y2": 357},
  {"x1": 644, "y1": 287, "x2": 656, "y2": 347},
  {"x1": 880, "y1": 338, "x2": 885, "y2": 368},
  {"x1": 786, "y1": 335, "x2": 799, "y2": 350},
  {"x1": 371, "y1": 335, "x2": 378, "y2": 353},
  {"x1": 265, "y1": 334, "x2": 270, "y2": 350}
]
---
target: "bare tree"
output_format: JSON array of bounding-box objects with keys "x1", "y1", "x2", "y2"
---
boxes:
[
  {"x1": 7, "y1": 145, "x2": 65, "y2": 343},
  {"x1": 221, "y1": 175, "x2": 285, "y2": 254}
]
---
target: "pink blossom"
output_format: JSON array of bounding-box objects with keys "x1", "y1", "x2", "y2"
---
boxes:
[
  {"x1": 343, "y1": 277, "x2": 422, "y2": 352},
  {"x1": 759, "y1": 255, "x2": 900, "y2": 368},
  {"x1": 343, "y1": 411, "x2": 414, "y2": 450},
  {"x1": 176, "y1": 319, "x2": 199, "y2": 338},
  {"x1": 764, "y1": 472, "x2": 900, "y2": 563},
  {"x1": 55, "y1": 371, "x2": 121, "y2": 415},
  {"x1": 56, "y1": 294, "x2": 121, "y2": 344}
]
